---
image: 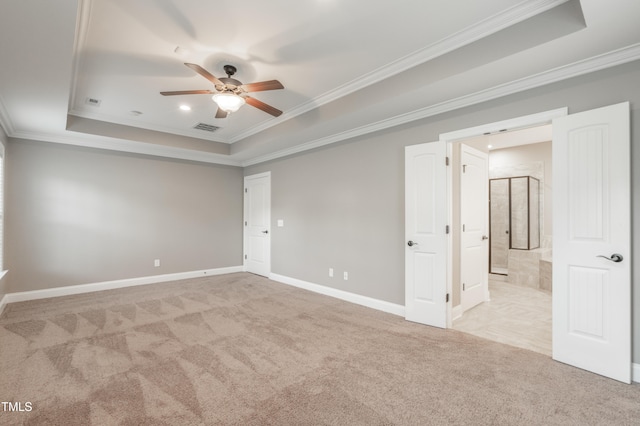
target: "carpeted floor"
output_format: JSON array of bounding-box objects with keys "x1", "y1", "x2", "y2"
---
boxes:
[{"x1": 1, "y1": 272, "x2": 639, "y2": 425}]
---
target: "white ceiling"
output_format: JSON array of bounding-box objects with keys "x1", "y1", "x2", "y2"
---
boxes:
[
  {"x1": 1, "y1": 0, "x2": 639, "y2": 166},
  {"x1": 462, "y1": 124, "x2": 553, "y2": 153}
]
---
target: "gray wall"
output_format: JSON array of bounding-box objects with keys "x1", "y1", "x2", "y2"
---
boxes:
[
  {"x1": 5, "y1": 139, "x2": 243, "y2": 293},
  {"x1": 245, "y1": 60, "x2": 640, "y2": 362},
  {"x1": 2, "y1": 60, "x2": 639, "y2": 362}
]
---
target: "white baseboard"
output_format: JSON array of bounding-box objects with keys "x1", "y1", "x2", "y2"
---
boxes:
[
  {"x1": 0, "y1": 266, "x2": 243, "y2": 308},
  {"x1": 0, "y1": 293, "x2": 8, "y2": 316},
  {"x1": 452, "y1": 304, "x2": 463, "y2": 321},
  {"x1": 3, "y1": 270, "x2": 638, "y2": 383},
  {"x1": 270, "y1": 273, "x2": 405, "y2": 317}
]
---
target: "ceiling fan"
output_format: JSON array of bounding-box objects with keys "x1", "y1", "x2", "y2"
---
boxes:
[{"x1": 161, "y1": 63, "x2": 284, "y2": 119}]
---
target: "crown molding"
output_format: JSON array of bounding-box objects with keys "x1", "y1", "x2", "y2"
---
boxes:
[
  {"x1": 9, "y1": 129, "x2": 242, "y2": 167},
  {"x1": 68, "y1": 0, "x2": 93, "y2": 114},
  {"x1": 6, "y1": 43, "x2": 639, "y2": 168},
  {"x1": 242, "y1": 43, "x2": 640, "y2": 166},
  {"x1": 229, "y1": 0, "x2": 569, "y2": 144},
  {"x1": 68, "y1": 1, "x2": 230, "y2": 146},
  {"x1": 68, "y1": 109, "x2": 230, "y2": 144}
]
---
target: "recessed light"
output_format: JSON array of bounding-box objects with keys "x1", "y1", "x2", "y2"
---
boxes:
[{"x1": 179, "y1": 104, "x2": 191, "y2": 111}]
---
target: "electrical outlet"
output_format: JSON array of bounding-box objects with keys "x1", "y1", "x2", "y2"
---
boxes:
[
  {"x1": 343, "y1": 271, "x2": 348, "y2": 280},
  {"x1": 154, "y1": 259, "x2": 160, "y2": 267},
  {"x1": 329, "y1": 268, "x2": 334, "y2": 278}
]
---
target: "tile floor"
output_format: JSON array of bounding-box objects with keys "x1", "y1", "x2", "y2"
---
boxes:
[{"x1": 452, "y1": 280, "x2": 552, "y2": 356}]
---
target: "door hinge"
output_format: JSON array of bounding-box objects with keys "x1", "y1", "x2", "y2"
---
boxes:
[
  {"x1": 462, "y1": 164, "x2": 467, "y2": 173},
  {"x1": 446, "y1": 225, "x2": 450, "y2": 234},
  {"x1": 245, "y1": 188, "x2": 248, "y2": 193},
  {"x1": 446, "y1": 293, "x2": 450, "y2": 303},
  {"x1": 245, "y1": 221, "x2": 247, "y2": 226},
  {"x1": 462, "y1": 224, "x2": 465, "y2": 232},
  {"x1": 463, "y1": 283, "x2": 466, "y2": 291},
  {"x1": 244, "y1": 254, "x2": 247, "y2": 260},
  {"x1": 445, "y1": 156, "x2": 450, "y2": 166}
]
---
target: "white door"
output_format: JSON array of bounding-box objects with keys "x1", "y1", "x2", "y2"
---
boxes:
[
  {"x1": 552, "y1": 102, "x2": 630, "y2": 383},
  {"x1": 405, "y1": 142, "x2": 448, "y2": 328},
  {"x1": 460, "y1": 144, "x2": 489, "y2": 312},
  {"x1": 244, "y1": 172, "x2": 271, "y2": 277}
]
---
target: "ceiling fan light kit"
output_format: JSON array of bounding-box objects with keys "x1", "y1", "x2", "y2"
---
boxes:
[
  {"x1": 161, "y1": 63, "x2": 284, "y2": 118},
  {"x1": 212, "y1": 92, "x2": 245, "y2": 113}
]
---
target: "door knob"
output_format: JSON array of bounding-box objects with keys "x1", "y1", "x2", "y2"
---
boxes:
[
  {"x1": 262, "y1": 230, "x2": 269, "y2": 234},
  {"x1": 481, "y1": 235, "x2": 488, "y2": 240},
  {"x1": 407, "y1": 240, "x2": 418, "y2": 247},
  {"x1": 597, "y1": 253, "x2": 623, "y2": 263}
]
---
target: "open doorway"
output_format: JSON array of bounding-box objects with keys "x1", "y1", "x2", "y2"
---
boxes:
[
  {"x1": 406, "y1": 103, "x2": 631, "y2": 382},
  {"x1": 451, "y1": 125, "x2": 553, "y2": 356}
]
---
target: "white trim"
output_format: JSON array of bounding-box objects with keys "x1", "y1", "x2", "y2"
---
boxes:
[
  {"x1": 229, "y1": 0, "x2": 569, "y2": 144},
  {"x1": 244, "y1": 171, "x2": 271, "y2": 180},
  {"x1": 439, "y1": 108, "x2": 568, "y2": 142},
  {"x1": 242, "y1": 44, "x2": 640, "y2": 166},
  {"x1": 66, "y1": 0, "x2": 566, "y2": 147},
  {"x1": 0, "y1": 266, "x2": 243, "y2": 306},
  {"x1": 9, "y1": 130, "x2": 242, "y2": 167},
  {"x1": 633, "y1": 363, "x2": 640, "y2": 383},
  {"x1": 451, "y1": 304, "x2": 463, "y2": 322},
  {"x1": 0, "y1": 293, "x2": 8, "y2": 316},
  {"x1": 243, "y1": 172, "x2": 272, "y2": 277},
  {"x1": 439, "y1": 107, "x2": 568, "y2": 329},
  {"x1": 270, "y1": 273, "x2": 405, "y2": 317},
  {"x1": 67, "y1": 0, "x2": 92, "y2": 115},
  {"x1": 4, "y1": 44, "x2": 638, "y2": 168},
  {"x1": 67, "y1": 110, "x2": 231, "y2": 145}
]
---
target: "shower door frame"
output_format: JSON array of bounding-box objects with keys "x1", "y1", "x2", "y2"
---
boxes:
[{"x1": 489, "y1": 175, "x2": 541, "y2": 275}]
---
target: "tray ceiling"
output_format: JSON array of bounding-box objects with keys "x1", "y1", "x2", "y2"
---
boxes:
[{"x1": 1, "y1": 0, "x2": 639, "y2": 165}]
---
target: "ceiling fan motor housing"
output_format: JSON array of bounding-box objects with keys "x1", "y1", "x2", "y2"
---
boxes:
[
  {"x1": 223, "y1": 64, "x2": 237, "y2": 76},
  {"x1": 219, "y1": 77, "x2": 243, "y2": 89}
]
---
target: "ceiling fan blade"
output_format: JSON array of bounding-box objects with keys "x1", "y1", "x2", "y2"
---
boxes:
[
  {"x1": 184, "y1": 63, "x2": 224, "y2": 86},
  {"x1": 215, "y1": 108, "x2": 228, "y2": 119},
  {"x1": 240, "y1": 80, "x2": 284, "y2": 92},
  {"x1": 245, "y1": 96, "x2": 283, "y2": 117},
  {"x1": 160, "y1": 89, "x2": 214, "y2": 96}
]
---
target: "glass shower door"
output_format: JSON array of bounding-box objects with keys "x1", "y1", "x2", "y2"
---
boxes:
[{"x1": 489, "y1": 179, "x2": 509, "y2": 274}]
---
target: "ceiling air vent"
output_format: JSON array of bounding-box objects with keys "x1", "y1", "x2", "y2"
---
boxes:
[
  {"x1": 193, "y1": 122, "x2": 220, "y2": 132},
  {"x1": 85, "y1": 97, "x2": 102, "y2": 107}
]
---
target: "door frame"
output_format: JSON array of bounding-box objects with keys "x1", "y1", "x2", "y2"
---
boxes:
[
  {"x1": 243, "y1": 171, "x2": 272, "y2": 276},
  {"x1": 439, "y1": 107, "x2": 568, "y2": 327}
]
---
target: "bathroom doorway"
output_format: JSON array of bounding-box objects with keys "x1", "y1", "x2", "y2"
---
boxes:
[{"x1": 453, "y1": 125, "x2": 553, "y2": 356}]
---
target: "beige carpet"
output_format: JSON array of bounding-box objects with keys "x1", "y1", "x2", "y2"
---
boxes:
[{"x1": 1, "y1": 272, "x2": 639, "y2": 425}]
